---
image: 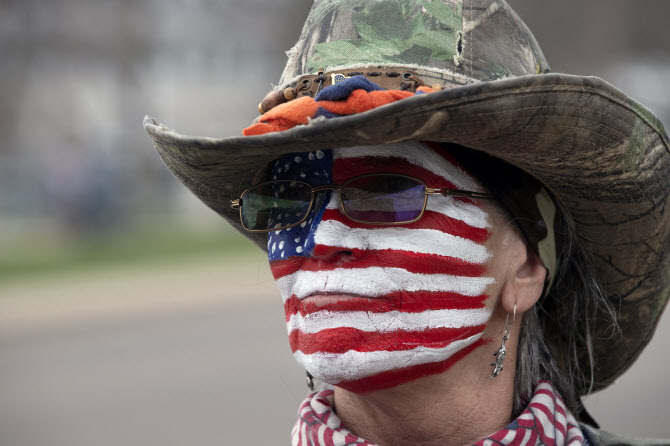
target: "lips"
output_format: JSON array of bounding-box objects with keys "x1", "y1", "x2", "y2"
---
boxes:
[
  {"x1": 296, "y1": 293, "x2": 387, "y2": 314},
  {"x1": 302, "y1": 293, "x2": 371, "y2": 303}
]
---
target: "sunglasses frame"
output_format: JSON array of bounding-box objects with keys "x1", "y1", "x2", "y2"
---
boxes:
[{"x1": 230, "y1": 173, "x2": 497, "y2": 232}]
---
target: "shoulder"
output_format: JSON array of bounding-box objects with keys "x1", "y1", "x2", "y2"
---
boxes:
[{"x1": 580, "y1": 423, "x2": 670, "y2": 446}]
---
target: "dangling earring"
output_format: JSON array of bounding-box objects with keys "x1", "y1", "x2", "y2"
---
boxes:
[
  {"x1": 491, "y1": 303, "x2": 516, "y2": 379},
  {"x1": 306, "y1": 370, "x2": 315, "y2": 391}
]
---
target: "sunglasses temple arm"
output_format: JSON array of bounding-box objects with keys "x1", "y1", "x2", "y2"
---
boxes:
[{"x1": 426, "y1": 188, "x2": 497, "y2": 200}]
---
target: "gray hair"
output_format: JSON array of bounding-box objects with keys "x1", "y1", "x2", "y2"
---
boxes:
[{"x1": 514, "y1": 198, "x2": 618, "y2": 417}]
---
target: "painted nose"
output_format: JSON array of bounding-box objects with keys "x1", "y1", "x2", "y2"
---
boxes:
[{"x1": 306, "y1": 190, "x2": 365, "y2": 262}]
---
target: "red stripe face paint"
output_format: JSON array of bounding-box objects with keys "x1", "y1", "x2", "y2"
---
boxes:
[{"x1": 267, "y1": 142, "x2": 498, "y2": 393}]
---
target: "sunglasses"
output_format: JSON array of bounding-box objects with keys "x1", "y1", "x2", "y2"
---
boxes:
[{"x1": 230, "y1": 173, "x2": 497, "y2": 232}]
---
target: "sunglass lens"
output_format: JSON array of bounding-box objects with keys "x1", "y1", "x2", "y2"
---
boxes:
[
  {"x1": 342, "y1": 175, "x2": 426, "y2": 224},
  {"x1": 241, "y1": 181, "x2": 312, "y2": 231}
]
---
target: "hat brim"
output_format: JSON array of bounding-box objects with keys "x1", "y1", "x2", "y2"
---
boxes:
[{"x1": 145, "y1": 72, "x2": 670, "y2": 393}]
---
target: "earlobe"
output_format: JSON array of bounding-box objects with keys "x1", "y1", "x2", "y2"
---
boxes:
[{"x1": 500, "y1": 244, "x2": 547, "y2": 315}]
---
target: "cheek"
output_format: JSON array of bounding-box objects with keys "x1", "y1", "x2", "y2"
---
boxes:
[
  {"x1": 378, "y1": 201, "x2": 492, "y2": 296},
  {"x1": 418, "y1": 208, "x2": 491, "y2": 251},
  {"x1": 402, "y1": 198, "x2": 494, "y2": 277}
]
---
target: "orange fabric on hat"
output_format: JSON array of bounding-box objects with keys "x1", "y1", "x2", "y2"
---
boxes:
[
  {"x1": 243, "y1": 86, "x2": 436, "y2": 136},
  {"x1": 243, "y1": 96, "x2": 320, "y2": 136},
  {"x1": 318, "y1": 89, "x2": 414, "y2": 115}
]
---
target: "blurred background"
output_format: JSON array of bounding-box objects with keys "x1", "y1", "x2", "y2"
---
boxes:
[{"x1": 1, "y1": 0, "x2": 669, "y2": 444}]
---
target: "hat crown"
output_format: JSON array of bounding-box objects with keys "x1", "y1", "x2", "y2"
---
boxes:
[{"x1": 280, "y1": 0, "x2": 549, "y2": 87}]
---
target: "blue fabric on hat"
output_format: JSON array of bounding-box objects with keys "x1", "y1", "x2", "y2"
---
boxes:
[{"x1": 315, "y1": 76, "x2": 384, "y2": 101}]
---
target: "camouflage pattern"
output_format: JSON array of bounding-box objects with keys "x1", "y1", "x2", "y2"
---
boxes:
[
  {"x1": 280, "y1": 0, "x2": 549, "y2": 88},
  {"x1": 306, "y1": 0, "x2": 462, "y2": 70},
  {"x1": 145, "y1": 0, "x2": 670, "y2": 395}
]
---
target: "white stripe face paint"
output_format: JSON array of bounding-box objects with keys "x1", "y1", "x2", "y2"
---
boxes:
[
  {"x1": 277, "y1": 267, "x2": 494, "y2": 302},
  {"x1": 293, "y1": 332, "x2": 483, "y2": 383},
  {"x1": 269, "y1": 142, "x2": 501, "y2": 392},
  {"x1": 312, "y1": 219, "x2": 491, "y2": 264},
  {"x1": 426, "y1": 195, "x2": 490, "y2": 229},
  {"x1": 287, "y1": 308, "x2": 492, "y2": 334}
]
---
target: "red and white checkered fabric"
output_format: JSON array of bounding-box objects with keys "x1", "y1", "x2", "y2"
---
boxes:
[{"x1": 291, "y1": 380, "x2": 584, "y2": 446}]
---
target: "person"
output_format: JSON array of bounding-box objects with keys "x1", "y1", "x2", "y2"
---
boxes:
[{"x1": 144, "y1": 0, "x2": 670, "y2": 444}]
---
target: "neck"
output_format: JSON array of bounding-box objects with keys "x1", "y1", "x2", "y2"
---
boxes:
[{"x1": 333, "y1": 340, "x2": 518, "y2": 446}]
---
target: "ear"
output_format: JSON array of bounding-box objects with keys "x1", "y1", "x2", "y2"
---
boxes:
[{"x1": 500, "y1": 244, "x2": 547, "y2": 315}]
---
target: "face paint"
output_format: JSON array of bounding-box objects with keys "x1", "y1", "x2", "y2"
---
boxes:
[{"x1": 267, "y1": 142, "x2": 496, "y2": 393}]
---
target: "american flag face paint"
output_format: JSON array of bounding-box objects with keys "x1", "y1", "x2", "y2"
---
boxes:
[{"x1": 267, "y1": 142, "x2": 497, "y2": 393}]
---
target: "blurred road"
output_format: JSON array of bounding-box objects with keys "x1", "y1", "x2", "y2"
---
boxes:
[{"x1": 1, "y1": 257, "x2": 669, "y2": 445}]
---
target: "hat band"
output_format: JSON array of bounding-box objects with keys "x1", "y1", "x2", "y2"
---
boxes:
[{"x1": 258, "y1": 69, "x2": 425, "y2": 115}]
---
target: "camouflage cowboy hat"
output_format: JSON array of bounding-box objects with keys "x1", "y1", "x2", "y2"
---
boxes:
[{"x1": 144, "y1": 0, "x2": 670, "y2": 394}]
